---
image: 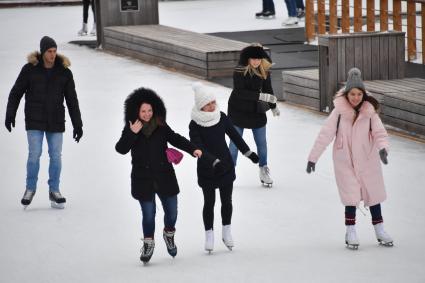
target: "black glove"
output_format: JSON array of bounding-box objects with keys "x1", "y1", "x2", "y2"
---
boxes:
[
  {"x1": 213, "y1": 160, "x2": 230, "y2": 176},
  {"x1": 379, "y1": 148, "x2": 388, "y2": 165},
  {"x1": 73, "y1": 127, "x2": 83, "y2": 143},
  {"x1": 306, "y1": 161, "x2": 315, "y2": 173},
  {"x1": 247, "y1": 152, "x2": 259, "y2": 164},
  {"x1": 5, "y1": 116, "x2": 15, "y2": 132}
]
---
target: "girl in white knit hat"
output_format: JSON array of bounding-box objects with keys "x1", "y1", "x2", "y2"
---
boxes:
[{"x1": 189, "y1": 82, "x2": 259, "y2": 253}]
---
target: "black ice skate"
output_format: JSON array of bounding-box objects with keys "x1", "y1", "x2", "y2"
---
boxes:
[
  {"x1": 257, "y1": 10, "x2": 275, "y2": 19},
  {"x1": 259, "y1": 166, "x2": 273, "y2": 188},
  {"x1": 255, "y1": 10, "x2": 265, "y2": 18},
  {"x1": 49, "y1": 191, "x2": 66, "y2": 209},
  {"x1": 21, "y1": 189, "x2": 36, "y2": 209},
  {"x1": 163, "y1": 229, "x2": 177, "y2": 257},
  {"x1": 140, "y1": 238, "x2": 155, "y2": 264}
]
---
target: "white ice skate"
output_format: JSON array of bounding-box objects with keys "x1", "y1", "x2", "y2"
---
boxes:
[
  {"x1": 374, "y1": 223, "x2": 394, "y2": 247},
  {"x1": 49, "y1": 191, "x2": 66, "y2": 209},
  {"x1": 282, "y1": 17, "x2": 299, "y2": 26},
  {"x1": 140, "y1": 238, "x2": 155, "y2": 264},
  {"x1": 78, "y1": 23, "x2": 88, "y2": 36},
  {"x1": 90, "y1": 24, "x2": 96, "y2": 36},
  {"x1": 345, "y1": 225, "x2": 360, "y2": 250},
  {"x1": 259, "y1": 166, "x2": 273, "y2": 188},
  {"x1": 205, "y1": 229, "x2": 214, "y2": 254},
  {"x1": 21, "y1": 189, "x2": 36, "y2": 209},
  {"x1": 222, "y1": 225, "x2": 234, "y2": 251}
]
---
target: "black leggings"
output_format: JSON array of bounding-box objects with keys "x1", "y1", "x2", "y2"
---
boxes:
[
  {"x1": 345, "y1": 204, "x2": 383, "y2": 225},
  {"x1": 83, "y1": 0, "x2": 95, "y2": 23},
  {"x1": 201, "y1": 184, "x2": 233, "y2": 231}
]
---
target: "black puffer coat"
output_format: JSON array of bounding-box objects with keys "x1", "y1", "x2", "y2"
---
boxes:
[
  {"x1": 6, "y1": 51, "x2": 83, "y2": 132},
  {"x1": 189, "y1": 112, "x2": 250, "y2": 189},
  {"x1": 227, "y1": 48, "x2": 276, "y2": 129},
  {"x1": 115, "y1": 88, "x2": 197, "y2": 201}
]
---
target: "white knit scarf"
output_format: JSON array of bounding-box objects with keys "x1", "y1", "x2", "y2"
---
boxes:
[{"x1": 191, "y1": 106, "x2": 221, "y2": 127}]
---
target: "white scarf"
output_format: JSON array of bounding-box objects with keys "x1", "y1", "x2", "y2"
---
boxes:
[{"x1": 191, "y1": 106, "x2": 221, "y2": 127}]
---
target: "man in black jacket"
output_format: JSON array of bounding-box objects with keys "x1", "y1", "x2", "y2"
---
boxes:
[{"x1": 5, "y1": 36, "x2": 83, "y2": 209}]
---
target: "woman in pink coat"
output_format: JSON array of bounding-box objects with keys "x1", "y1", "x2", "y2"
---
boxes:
[{"x1": 306, "y1": 68, "x2": 393, "y2": 250}]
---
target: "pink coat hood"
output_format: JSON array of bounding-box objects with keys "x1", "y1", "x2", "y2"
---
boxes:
[{"x1": 308, "y1": 94, "x2": 389, "y2": 206}]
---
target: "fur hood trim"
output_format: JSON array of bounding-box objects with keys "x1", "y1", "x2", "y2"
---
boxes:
[
  {"x1": 27, "y1": 51, "x2": 71, "y2": 68},
  {"x1": 123, "y1": 87, "x2": 167, "y2": 124}
]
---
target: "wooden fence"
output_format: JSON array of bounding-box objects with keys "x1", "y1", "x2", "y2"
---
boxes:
[{"x1": 305, "y1": 0, "x2": 425, "y2": 64}]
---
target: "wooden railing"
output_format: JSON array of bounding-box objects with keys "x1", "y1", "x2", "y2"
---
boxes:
[{"x1": 305, "y1": 0, "x2": 425, "y2": 64}]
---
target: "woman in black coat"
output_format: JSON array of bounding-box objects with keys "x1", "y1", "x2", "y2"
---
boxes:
[
  {"x1": 115, "y1": 87, "x2": 201, "y2": 264},
  {"x1": 227, "y1": 43, "x2": 279, "y2": 187},
  {"x1": 189, "y1": 83, "x2": 258, "y2": 253}
]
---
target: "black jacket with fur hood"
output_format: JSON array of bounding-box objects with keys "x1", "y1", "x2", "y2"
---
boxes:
[
  {"x1": 227, "y1": 48, "x2": 275, "y2": 129},
  {"x1": 6, "y1": 51, "x2": 83, "y2": 132},
  {"x1": 115, "y1": 88, "x2": 198, "y2": 201}
]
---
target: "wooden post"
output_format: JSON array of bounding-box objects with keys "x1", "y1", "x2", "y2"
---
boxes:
[
  {"x1": 305, "y1": 0, "x2": 315, "y2": 42},
  {"x1": 407, "y1": 0, "x2": 417, "y2": 61},
  {"x1": 367, "y1": 0, "x2": 375, "y2": 31},
  {"x1": 393, "y1": 0, "x2": 402, "y2": 31},
  {"x1": 354, "y1": 0, "x2": 362, "y2": 32},
  {"x1": 422, "y1": 3, "x2": 425, "y2": 64},
  {"x1": 318, "y1": 0, "x2": 326, "y2": 34},
  {"x1": 380, "y1": 0, "x2": 389, "y2": 31},
  {"x1": 329, "y1": 0, "x2": 338, "y2": 33},
  {"x1": 97, "y1": 0, "x2": 159, "y2": 47},
  {"x1": 342, "y1": 0, "x2": 350, "y2": 33}
]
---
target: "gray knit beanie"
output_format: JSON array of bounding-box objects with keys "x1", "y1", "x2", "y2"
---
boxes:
[{"x1": 345, "y1": 67, "x2": 365, "y2": 92}]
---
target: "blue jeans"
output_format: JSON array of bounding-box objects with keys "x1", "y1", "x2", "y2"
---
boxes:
[
  {"x1": 284, "y1": 0, "x2": 297, "y2": 16},
  {"x1": 139, "y1": 194, "x2": 178, "y2": 238},
  {"x1": 26, "y1": 130, "x2": 63, "y2": 192},
  {"x1": 229, "y1": 126, "x2": 268, "y2": 167}
]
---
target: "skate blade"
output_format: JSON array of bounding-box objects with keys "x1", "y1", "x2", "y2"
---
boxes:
[
  {"x1": 23, "y1": 205, "x2": 29, "y2": 210},
  {"x1": 51, "y1": 201, "x2": 65, "y2": 209},
  {"x1": 206, "y1": 250, "x2": 213, "y2": 255},
  {"x1": 261, "y1": 182, "x2": 273, "y2": 188},
  {"x1": 378, "y1": 240, "x2": 394, "y2": 247},
  {"x1": 345, "y1": 242, "x2": 359, "y2": 250}
]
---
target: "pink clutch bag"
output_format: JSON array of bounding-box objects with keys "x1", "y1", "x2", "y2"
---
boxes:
[{"x1": 165, "y1": 148, "x2": 184, "y2": 164}]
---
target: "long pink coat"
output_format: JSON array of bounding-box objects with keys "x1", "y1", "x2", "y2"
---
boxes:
[{"x1": 308, "y1": 95, "x2": 389, "y2": 206}]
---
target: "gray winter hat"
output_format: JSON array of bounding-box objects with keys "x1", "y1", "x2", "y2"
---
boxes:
[{"x1": 345, "y1": 67, "x2": 365, "y2": 92}]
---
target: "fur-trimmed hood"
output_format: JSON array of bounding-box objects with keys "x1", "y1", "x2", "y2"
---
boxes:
[
  {"x1": 123, "y1": 87, "x2": 167, "y2": 124},
  {"x1": 27, "y1": 51, "x2": 71, "y2": 68}
]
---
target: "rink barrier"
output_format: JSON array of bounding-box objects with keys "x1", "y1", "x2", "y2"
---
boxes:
[
  {"x1": 282, "y1": 69, "x2": 425, "y2": 136},
  {"x1": 102, "y1": 25, "x2": 250, "y2": 79},
  {"x1": 282, "y1": 69, "x2": 320, "y2": 110}
]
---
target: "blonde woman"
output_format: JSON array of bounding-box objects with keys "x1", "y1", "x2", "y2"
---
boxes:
[{"x1": 227, "y1": 44, "x2": 279, "y2": 187}]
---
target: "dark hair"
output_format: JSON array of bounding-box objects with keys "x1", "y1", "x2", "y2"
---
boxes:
[{"x1": 343, "y1": 88, "x2": 380, "y2": 112}]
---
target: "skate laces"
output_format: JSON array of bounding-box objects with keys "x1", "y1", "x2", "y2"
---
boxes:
[
  {"x1": 163, "y1": 231, "x2": 176, "y2": 249},
  {"x1": 141, "y1": 239, "x2": 155, "y2": 255}
]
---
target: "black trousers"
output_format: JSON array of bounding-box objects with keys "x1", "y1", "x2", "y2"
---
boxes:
[
  {"x1": 201, "y1": 184, "x2": 233, "y2": 231},
  {"x1": 345, "y1": 203, "x2": 383, "y2": 225},
  {"x1": 83, "y1": 0, "x2": 95, "y2": 23}
]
